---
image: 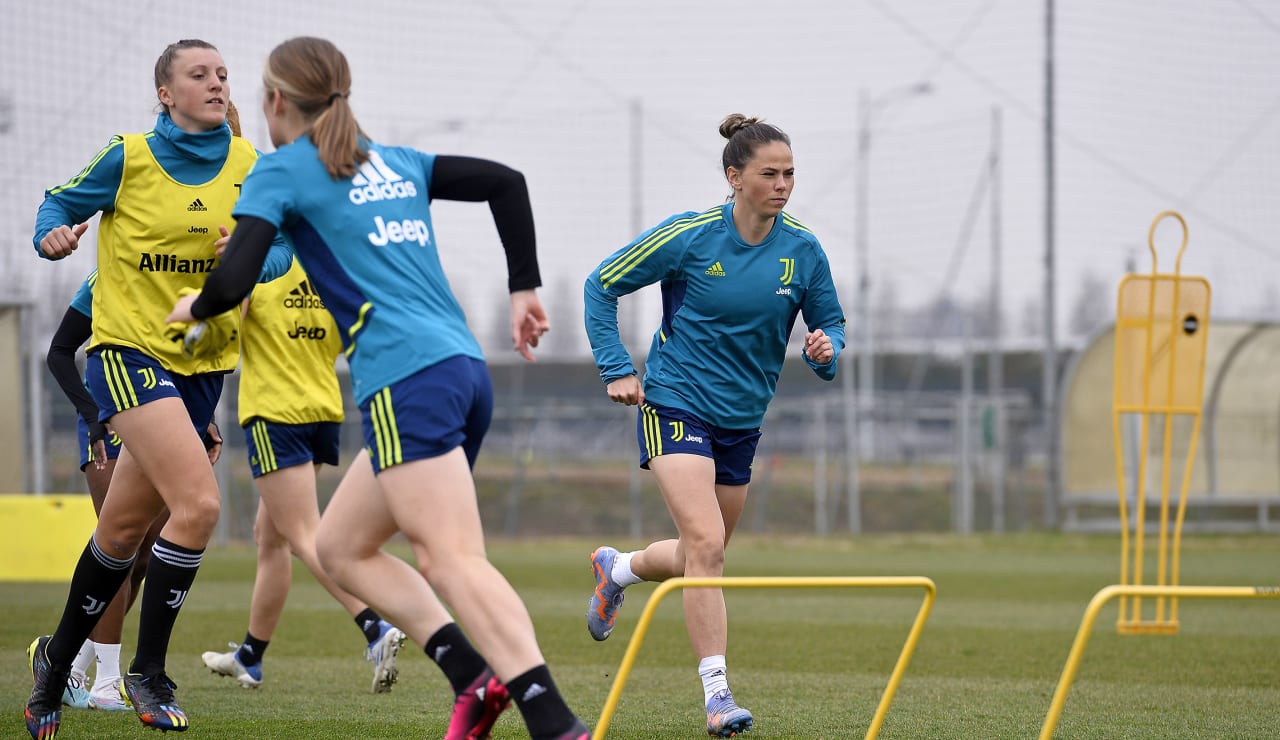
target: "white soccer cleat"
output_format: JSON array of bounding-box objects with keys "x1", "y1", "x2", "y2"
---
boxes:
[
  {"x1": 202, "y1": 644, "x2": 263, "y2": 688},
  {"x1": 365, "y1": 623, "x2": 406, "y2": 694}
]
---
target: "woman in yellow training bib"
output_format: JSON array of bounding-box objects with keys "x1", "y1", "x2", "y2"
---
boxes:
[
  {"x1": 25, "y1": 39, "x2": 291, "y2": 738},
  {"x1": 200, "y1": 257, "x2": 408, "y2": 695}
]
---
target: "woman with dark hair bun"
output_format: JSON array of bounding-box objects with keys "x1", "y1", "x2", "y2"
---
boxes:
[{"x1": 583, "y1": 113, "x2": 848, "y2": 737}]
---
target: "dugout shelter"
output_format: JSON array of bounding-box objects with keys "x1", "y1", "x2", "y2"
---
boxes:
[{"x1": 1061, "y1": 318, "x2": 1280, "y2": 532}]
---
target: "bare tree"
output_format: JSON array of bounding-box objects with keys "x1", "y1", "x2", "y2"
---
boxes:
[
  {"x1": 872, "y1": 275, "x2": 900, "y2": 341},
  {"x1": 544, "y1": 275, "x2": 583, "y2": 359},
  {"x1": 1068, "y1": 269, "x2": 1111, "y2": 339},
  {"x1": 1021, "y1": 296, "x2": 1042, "y2": 339}
]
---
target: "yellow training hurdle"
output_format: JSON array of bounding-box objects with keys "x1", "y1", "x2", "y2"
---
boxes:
[
  {"x1": 1039, "y1": 583, "x2": 1280, "y2": 739},
  {"x1": 592, "y1": 575, "x2": 937, "y2": 740}
]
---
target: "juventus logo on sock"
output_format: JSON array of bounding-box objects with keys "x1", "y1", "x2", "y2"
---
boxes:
[
  {"x1": 82, "y1": 596, "x2": 106, "y2": 616},
  {"x1": 166, "y1": 589, "x2": 188, "y2": 609}
]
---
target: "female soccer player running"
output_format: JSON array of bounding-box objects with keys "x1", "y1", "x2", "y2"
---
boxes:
[
  {"x1": 45, "y1": 271, "x2": 185, "y2": 712},
  {"x1": 25, "y1": 39, "x2": 292, "y2": 738},
  {"x1": 169, "y1": 36, "x2": 589, "y2": 740},
  {"x1": 200, "y1": 256, "x2": 407, "y2": 694},
  {"x1": 582, "y1": 114, "x2": 846, "y2": 737}
]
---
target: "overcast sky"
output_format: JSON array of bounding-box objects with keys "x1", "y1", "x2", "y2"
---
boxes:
[{"x1": 4, "y1": 1, "x2": 1277, "y2": 360}]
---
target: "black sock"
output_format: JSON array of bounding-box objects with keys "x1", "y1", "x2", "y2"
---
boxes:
[
  {"x1": 354, "y1": 608, "x2": 382, "y2": 643},
  {"x1": 130, "y1": 537, "x2": 203, "y2": 675},
  {"x1": 236, "y1": 632, "x2": 269, "y2": 667},
  {"x1": 424, "y1": 622, "x2": 488, "y2": 694},
  {"x1": 48, "y1": 536, "x2": 135, "y2": 667},
  {"x1": 507, "y1": 664, "x2": 579, "y2": 740}
]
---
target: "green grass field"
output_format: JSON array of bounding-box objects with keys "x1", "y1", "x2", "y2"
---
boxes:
[{"x1": 4, "y1": 534, "x2": 1278, "y2": 738}]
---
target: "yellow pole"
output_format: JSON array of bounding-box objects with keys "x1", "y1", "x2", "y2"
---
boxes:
[
  {"x1": 1168, "y1": 411, "x2": 1204, "y2": 625},
  {"x1": 591, "y1": 575, "x2": 937, "y2": 740},
  {"x1": 1039, "y1": 584, "x2": 1280, "y2": 739}
]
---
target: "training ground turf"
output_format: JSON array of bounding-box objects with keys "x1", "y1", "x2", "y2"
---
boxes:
[{"x1": 4, "y1": 534, "x2": 1278, "y2": 738}]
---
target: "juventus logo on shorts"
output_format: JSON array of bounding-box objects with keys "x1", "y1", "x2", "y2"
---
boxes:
[{"x1": 166, "y1": 589, "x2": 188, "y2": 609}]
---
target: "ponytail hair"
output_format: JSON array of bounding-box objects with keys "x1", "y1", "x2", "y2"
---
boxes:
[
  {"x1": 225, "y1": 99, "x2": 242, "y2": 137},
  {"x1": 263, "y1": 36, "x2": 367, "y2": 179},
  {"x1": 719, "y1": 113, "x2": 790, "y2": 173}
]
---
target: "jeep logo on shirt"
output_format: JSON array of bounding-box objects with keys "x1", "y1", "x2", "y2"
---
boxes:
[
  {"x1": 288, "y1": 323, "x2": 328, "y2": 340},
  {"x1": 367, "y1": 216, "x2": 431, "y2": 247}
]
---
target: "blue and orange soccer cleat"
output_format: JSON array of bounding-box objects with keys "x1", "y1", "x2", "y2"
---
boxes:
[
  {"x1": 25, "y1": 636, "x2": 67, "y2": 739},
  {"x1": 706, "y1": 689, "x2": 753, "y2": 737},
  {"x1": 587, "y1": 546, "x2": 626, "y2": 641},
  {"x1": 122, "y1": 671, "x2": 189, "y2": 732},
  {"x1": 444, "y1": 667, "x2": 511, "y2": 740}
]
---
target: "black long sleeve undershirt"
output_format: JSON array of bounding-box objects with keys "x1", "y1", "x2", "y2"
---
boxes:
[
  {"x1": 190, "y1": 216, "x2": 276, "y2": 319},
  {"x1": 191, "y1": 154, "x2": 539, "y2": 320},
  {"x1": 45, "y1": 306, "x2": 106, "y2": 442},
  {"x1": 430, "y1": 155, "x2": 540, "y2": 292}
]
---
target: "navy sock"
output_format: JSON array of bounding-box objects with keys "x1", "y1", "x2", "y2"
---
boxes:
[
  {"x1": 354, "y1": 608, "x2": 382, "y2": 643},
  {"x1": 130, "y1": 537, "x2": 203, "y2": 675},
  {"x1": 236, "y1": 632, "x2": 269, "y2": 667},
  {"x1": 49, "y1": 536, "x2": 135, "y2": 667},
  {"x1": 507, "y1": 664, "x2": 578, "y2": 740},
  {"x1": 424, "y1": 622, "x2": 488, "y2": 694}
]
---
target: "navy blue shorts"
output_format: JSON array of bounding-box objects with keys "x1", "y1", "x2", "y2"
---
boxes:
[
  {"x1": 76, "y1": 416, "x2": 122, "y2": 471},
  {"x1": 635, "y1": 402, "x2": 761, "y2": 485},
  {"x1": 85, "y1": 346, "x2": 223, "y2": 432},
  {"x1": 358, "y1": 356, "x2": 492, "y2": 474},
  {"x1": 242, "y1": 419, "x2": 341, "y2": 478}
]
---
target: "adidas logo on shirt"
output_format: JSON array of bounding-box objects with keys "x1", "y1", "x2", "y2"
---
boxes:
[
  {"x1": 187, "y1": 198, "x2": 208, "y2": 212},
  {"x1": 705, "y1": 261, "x2": 726, "y2": 277},
  {"x1": 348, "y1": 151, "x2": 418, "y2": 205},
  {"x1": 284, "y1": 279, "x2": 326, "y2": 309},
  {"x1": 522, "y1": 683, "x2": 547, "y2": 701}
]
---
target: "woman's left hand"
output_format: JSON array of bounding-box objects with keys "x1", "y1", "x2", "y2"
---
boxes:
[
  {"x1": 213, "y1": 225, "x2": 232, "y2": 257},
  {"x1": 510, "y1": 289, "x2": 550, "y2": 362},
  {"x1": 803, "y1": 328, "x2": 834, "y2": 364}
]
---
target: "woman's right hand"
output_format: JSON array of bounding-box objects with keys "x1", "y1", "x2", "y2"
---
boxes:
[
  {"x1": 606, "y1": 375, "x2": 644, "y2": 406},
  {"x1": 40, "y1": 223, "x2": 89, "y2": 259}
]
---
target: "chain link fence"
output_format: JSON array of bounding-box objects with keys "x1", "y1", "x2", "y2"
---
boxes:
[{"x1": 40, "y1": 365, "x2": 1045, "y2": 543}]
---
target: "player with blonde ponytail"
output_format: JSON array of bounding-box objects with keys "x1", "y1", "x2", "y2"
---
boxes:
[{"x1": 171, "y1": 36, "x2": 589, "y2": 740}]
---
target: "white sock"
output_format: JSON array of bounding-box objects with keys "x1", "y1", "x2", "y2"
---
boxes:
[
  {"x1": 71, "y1": 640, "x2": 95, "y2": 684},
  {"x1": 698, "y1": 655, "x2": 729, "y2": 705},
  {"x1": 611, "y1": 551, "x2": 644, "y2": 587},
  {"x1": 91, "y1": 642, "x2": 123, "y2": 693}
]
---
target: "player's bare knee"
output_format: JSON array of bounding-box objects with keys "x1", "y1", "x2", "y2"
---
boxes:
[
  {"x1": 315, "y1": 528, "x2": 349, "y2": 581},
  {"x1": 176, "y1": 491, "x2": 222, "y2": 536},
  {"x1": 681, "y1": 536, "x2": 727, "y2": 575}
]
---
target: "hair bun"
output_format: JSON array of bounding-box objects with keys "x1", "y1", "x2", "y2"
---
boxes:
[{"x1": 719, "y1": 113, "x2": 762, "y2": 139}]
